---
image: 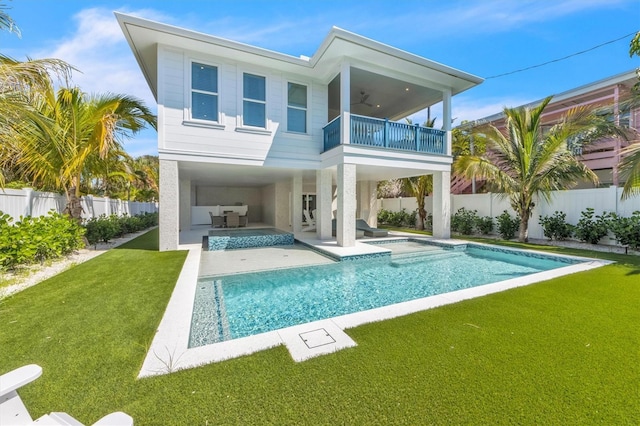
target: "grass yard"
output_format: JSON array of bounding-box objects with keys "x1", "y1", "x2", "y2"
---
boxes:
[{"x1": 1, "y1": 228, "x2": 639, "y2": 425}]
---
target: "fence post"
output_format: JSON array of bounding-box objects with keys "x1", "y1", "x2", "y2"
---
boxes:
[
  {"x1": 23, "y1": 187, "x2": 33, "y2": 217},
  {"x1": 415, "y1": 123, "x2": 420, "y2": 151}
]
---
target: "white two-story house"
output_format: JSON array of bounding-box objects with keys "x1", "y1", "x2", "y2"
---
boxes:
[{"x1": 116, "y1": 13, "x2": 483, "y2": 251}]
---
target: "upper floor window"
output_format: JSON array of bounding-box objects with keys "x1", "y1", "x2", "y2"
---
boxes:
[
  {"x1": 191, "y1": 62, "x2": 218, "y2": 122},
  {"x1": 243, "y1": 73, "x2": 266, "y2": 128},
  {"x1": 287, "y1": 82, "x2": 307, "y2": 133}
]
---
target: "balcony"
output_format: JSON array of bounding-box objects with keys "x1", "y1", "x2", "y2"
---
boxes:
[{"x1": 323, "y1": 114, "x2": 446, "y2": 155}]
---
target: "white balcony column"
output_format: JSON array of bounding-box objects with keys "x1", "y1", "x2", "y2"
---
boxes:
[
  {"x1": 159, "y1": 159, "x2": 179, "y2": 251},
  {"x1": 337, "y1": 163, "x2": 356, "y2": 247},
  {"x1": 432, "y1": 170, "x2": 451, "y2": 239},
  {"x1": 179, "y1": 178, "x2": 191, "y2": 232},
  {"x1": 316, "y1": 169, "x2": 333, "y2": 240},
  {"x1": 442, "y1": 88, "x2": 452, "y2": 156},
  {"x1": 340, "y1": 61, "x2": 351, "y2": 145},
  {"x1": 292, "y1": 173, "x2": 303, "y2": 233}
]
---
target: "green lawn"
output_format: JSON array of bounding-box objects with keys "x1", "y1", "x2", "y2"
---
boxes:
[{"x1": 1, "y1": 229, "x2": 638, "y2": 425}]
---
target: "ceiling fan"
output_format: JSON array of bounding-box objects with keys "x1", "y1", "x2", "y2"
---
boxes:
[{"x1": 351, "y1": 90, "x2": 373, "y2": 107}]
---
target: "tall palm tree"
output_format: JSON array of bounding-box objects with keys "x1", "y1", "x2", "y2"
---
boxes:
[
  {"x1": 7, "y1": 83, "x2": 156, "y2": 220},
  {"x1": 0, "y1": 54, "x2": 73, "y2": 188},
  {"x1": 455, "y1": 96, "x2": 625, "y2": 242},
  {"x1": 403, "y1": 175, "x2": 432, "y2": 230},
  {"x1": 619, "y1": 141, "x2": 640, "y2": 199}
]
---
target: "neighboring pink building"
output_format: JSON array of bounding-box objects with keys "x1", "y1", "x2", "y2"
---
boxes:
[{"x1": 452, "y1": 70, "x2": 640, "y2": 194}]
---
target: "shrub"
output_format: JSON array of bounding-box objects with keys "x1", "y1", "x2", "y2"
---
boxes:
[
  {"x1": 84, "y1": 212, "x2": 158, "y2": 247},
  {"x1": 377, "y1": 208, "x2": 416, "y2": 228},
  {"x1": 475, "y1": 216, "x2": 494, "y2": 235},
  {"x1": 0, "y1": 211, "x2": 85, "y2": 271},
  {"x1": 539, "y1": 211, "x2": 573, "y2": 241},
  {"x1": 608, "y1": 211, "x2": 640, "y2": 250},
  {"x1": 451, "y1": 208, "x2": 478, "y2": 235},
  {"x1": 497, "y1": 211, "x2": 519, "y2": 240},
  {"x1": 574, "y1": 208, "x2": 611, "y2": 244}
]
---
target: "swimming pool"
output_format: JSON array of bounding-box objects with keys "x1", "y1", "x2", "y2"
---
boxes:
[{"x1": 189, "y1": 240, "x2": 578, "y2": 348}]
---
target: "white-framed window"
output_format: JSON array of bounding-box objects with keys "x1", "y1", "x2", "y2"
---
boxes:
[
  {"x1": 243, "y1": 72, "x2": 266, "y2": 128},
  {"x1": 191, "y1": 62, "x2": 218, "y2": 122},
  {"x1": 287, "y1": 82, "x2": 307, "y2": 133}
]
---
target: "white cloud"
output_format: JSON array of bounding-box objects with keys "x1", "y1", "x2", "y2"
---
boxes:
[{"x1": 34, "y1": 7, "x2": 167, "y2": 109}]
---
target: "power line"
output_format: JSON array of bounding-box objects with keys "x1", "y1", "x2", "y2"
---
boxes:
[{"x1": 485, "y1": 31, "x2": 638, "y2": 79}]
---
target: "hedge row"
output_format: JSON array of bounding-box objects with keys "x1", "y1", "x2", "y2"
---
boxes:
[
  {"x1": 0, "y1": 211, "x2": 159, "y2": 272},
  {"x1": 84, "y1": 212, "x2": 158, "y2": 247},
  {"x1": 0, "y1": 211, "x2": 85, "y2": 271}
]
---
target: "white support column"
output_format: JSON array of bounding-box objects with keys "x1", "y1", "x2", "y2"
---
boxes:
[
  {"x1": 432, "y1": 170, "x2": 451, "y2": 239},
  {"x1": 316, "y1": 169, "x2": 333, "y2": 240},
  {"x1": 340, "y1": 62, "x2": 351, "y2": 145},
  {"x1": 179, "y1": 179, "x2": 191, "y2": 232},
  {"x1": 292, "y1": 173, "x2": 303, "y2": 233},
  {"x1": 442, "y1": 88, "x2": 452, "y2": 156},
  {"x1": 337, "y1": 163, "x2": 356, "y2": 247},
  {"x1": 159, "y1": 159, "x2": 179, "y2": 251}
]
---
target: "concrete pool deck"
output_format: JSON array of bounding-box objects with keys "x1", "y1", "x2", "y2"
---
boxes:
[{"x1": 138, "y1": 230, "x2": 613, "y2": 378}]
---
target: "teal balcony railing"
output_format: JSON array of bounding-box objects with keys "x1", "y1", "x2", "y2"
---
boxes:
[{"x1": 323, "y1": 114, "x2": 446, "y2": 155}]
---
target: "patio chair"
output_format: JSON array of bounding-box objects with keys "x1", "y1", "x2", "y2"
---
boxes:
[
  {"x1": 239, "y1": 214, "x2": 248, "y2": 227},
  {"x1": 226, "y1": 212, "x2": 240, "y2": 228},
  {"x1": 209, "y1": 212, "x2": 224, "y2": 228},
  {"x1": 356, "y1": 219, "x2": 388, "y2": 237},
  {"x1": 0, "y1": 364, "x2": 133, "y2": 426}
]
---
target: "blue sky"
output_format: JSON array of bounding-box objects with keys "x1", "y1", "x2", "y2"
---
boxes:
[{"x1": 1, "y1": 0, "x2": 639, "y2": 157}]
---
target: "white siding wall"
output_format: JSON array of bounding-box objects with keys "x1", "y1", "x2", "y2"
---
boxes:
[{"x1": 158, "y1": 46, "x2": 325, "y2": 168}]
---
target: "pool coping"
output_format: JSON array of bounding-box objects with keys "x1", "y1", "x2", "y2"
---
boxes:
[{"x1": 137, "y1": 238, "x2": 612, "y2": 378}]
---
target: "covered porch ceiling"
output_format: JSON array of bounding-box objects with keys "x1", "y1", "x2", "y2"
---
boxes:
[
  {"x1": 178, "y1": 161, "x2": 438, "y2": 187},
  {"x1": 328, "y1": 67, "x2": 444, "y2": 121}
]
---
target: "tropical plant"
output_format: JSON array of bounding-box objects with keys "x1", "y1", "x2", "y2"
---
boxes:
[
  {"x1": 608, "y1": 211, "x2": 640, "y2": 250},
  {"x1": 475, "y1": 215, "x2": 494, "y2": 235},
  {"x1": 619, "y1": 31, "x2": 640, "y2": 198},
  {"x1": 454, "y1": 96, "x2": 625, "y2": 242},
  {"x1": 539, "y1": 211, "x2": 573, "y2": 241},
  {"x1": 451, "y1": 207, "x2": 478, "y2": 235},
  {"x1": 496, "y1": 210, "x2": 520, "y2": 240},
  {"x1": 402, "y1": 175, "x2": 432, "y2": 230},
  {"x1": 574, "y1": 208, "x2": 611, "y2": 244},
  {"x1": 3, "y1": 83, "x2": 156, "y2": 221}
]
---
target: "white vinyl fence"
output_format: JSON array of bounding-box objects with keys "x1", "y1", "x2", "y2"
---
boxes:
[
  {"x1": 0, "y1": 188, "x2": 158, "y2": 222},
  {"x1": 379, "y1": 186, "x2": 640, "y2": 246}
]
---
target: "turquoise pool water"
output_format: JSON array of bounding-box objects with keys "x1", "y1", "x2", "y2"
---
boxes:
[{"x1": 189, "y1": 241, "x2": 577, "y2": 347}]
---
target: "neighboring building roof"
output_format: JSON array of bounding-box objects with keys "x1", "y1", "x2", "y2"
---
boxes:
[
  {"x1": 115, "y1": 12, "x2": 483, "y2": 103},
  {"x1": 466, "y1": 69, "x2": 638, "y2": 126}
]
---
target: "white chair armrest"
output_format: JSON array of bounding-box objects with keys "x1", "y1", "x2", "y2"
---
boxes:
[
  {"x1": 92, "y1": 412, "x2": 133, "y2": 426},
  {"x1": 0, "y1": 364, "x2": 43, "y2": 397}
]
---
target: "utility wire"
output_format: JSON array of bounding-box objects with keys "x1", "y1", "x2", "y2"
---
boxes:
[{"x1": 485, "y1": 31, "x2": 638, "y2": 79}]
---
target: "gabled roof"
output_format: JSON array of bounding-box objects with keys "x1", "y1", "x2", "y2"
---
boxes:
[{"x1": 115, "y1": 12, "x2": 483, "y2": 102}]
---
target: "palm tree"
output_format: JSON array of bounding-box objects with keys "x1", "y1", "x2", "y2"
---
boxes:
[
  {"x1": 619, "y1": 141, "x2": 640, "y2": 199},
  {"x1": 0, "y1": 56, "x2": 74, "y2": 188},
  {"x1": 6, "y1": 83, "x2": 156, "y2": 220},
  {"x1": 455, "y1": 96, "x2": 624, "y2": 242},
  {"x1": 403, "y1": 175, "x2": 432, "y2": 230}
]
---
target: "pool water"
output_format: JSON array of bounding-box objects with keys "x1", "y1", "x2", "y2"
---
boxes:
[{"x1": 189, "y1": 241, "x2": 576, "y2": 347}]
